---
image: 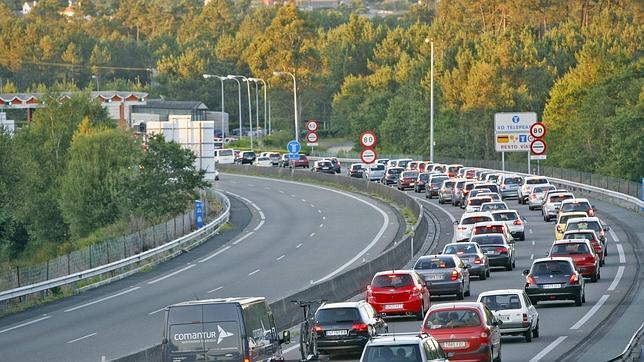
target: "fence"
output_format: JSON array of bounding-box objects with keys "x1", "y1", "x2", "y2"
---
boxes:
[
  {"x1": 313, "y1": 150, "x2": 642, "y2": 199},
  {"x1": 0, "y1": 189, "x2": 219, "y2": 293}
]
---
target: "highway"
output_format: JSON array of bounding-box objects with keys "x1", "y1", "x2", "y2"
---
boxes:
[
  {"x1": 283, "y1": 174, "x2": 641, "y2": 362},
  {"x1": 0, "y1": 175, "x2": 402, "y2": 361}
]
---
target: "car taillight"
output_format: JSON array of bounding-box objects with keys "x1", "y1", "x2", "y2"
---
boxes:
[
  {"x1": 588, "y1": 209, "x2": 594, "y2": 216},
  {"x1": 522, "y1": 313, "x2": 529, "y2": 327},
  {"x1": 556, "y1": 225, "x2": 562, "y2": 232},
  {"x1": 569, "y1": 273, "x2": 579, "y2": 285},
  {"x1": 474, "y1": 256, "x2": 482, "y2": 264},
  {"x1": 351, "y1": 323, "x2": 369, "y2": 332},
  {"x1": 514, "y1": 219, "x2": 523, "y2": 225},
  {"x1": 451, "y1": 270, "x2": 460, "y2": 281},
  {"x1": 496, "y1": 247, "x2": 508, "y2": 254},
  {"x1": 526, "y1": 275, "x2": 537, "y2": 286},
  {"x1": 480, "y1": 330, "x2": 489, "y2": 338},
  {"x1": 243, "y1": 357, "x2": 252, "y2": 362},
  {"x1": 313, "y1": 324, "x2": 323, "y2": 332},
  {"x1": 366, "y1": 285, "x2": 372, "y2": 298},
  {"x1": 531, "y1": 194, "x2": 536, "y2": 199}
]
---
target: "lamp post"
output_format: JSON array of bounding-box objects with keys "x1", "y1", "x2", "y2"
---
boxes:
[
  {"x1": 203, "y1": 74, "x2": 228, "y2": 139},
  {"x1": 425, "y1": 38, "x2": 434, "y2": 162},
  {"x1": 273, "y1": 71, "x2": 299, "y2": 142},
  {"x1": 91, "y1": 75, "x2": 99, "y2": 92},
  {"x1": 228, "y1": 75, "x2": 253, "y2": 149},
  {"x1": 249, "y1": 79, "x2": 260, "y2": 136},
  {"x1": 226, "y1": 76, "x2": 243, "y2": 141},
  {"x1": 249, "y1": 78, "x2": 268, "y2": 136}
]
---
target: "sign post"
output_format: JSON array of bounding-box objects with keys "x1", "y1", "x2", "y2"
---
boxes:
[
  {"x1": 494, "y1": 113, "x2": 537, "y2": 171},
  {"x1": 305, "y1": 121, "x2": 319, "y2": 148},
  {"x1": 287, "y1": 139, "x2": 301, "y2": 161}
]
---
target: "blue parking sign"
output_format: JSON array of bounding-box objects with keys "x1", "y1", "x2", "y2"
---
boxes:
[
  {"x1": 289, "y1": 153, "x2": 299, "y2": 160},
  {"x1": 195, "y1": 200, "x2": 204, "y2": 229},
  {"x1": 519, "y1": 134, "x2": 528, "y2": 143},
  {"x1": 287, "y1": 140, "x2": 301, "y2": 154}
]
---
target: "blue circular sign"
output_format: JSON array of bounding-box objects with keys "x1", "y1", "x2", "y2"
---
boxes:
[
  {"x1": 287, "y1": 140, "x2": 301, "y2": 154},
  {"x1": 512, "y1": 115, "x2": 520, "y2": 123}
]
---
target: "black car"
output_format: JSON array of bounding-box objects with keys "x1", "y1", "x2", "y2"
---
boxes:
[
  {"x1": 236, "y1": 151, "x2": 256, "y2": 164},
  {"x1": 382, "y1": 167, "x2": 404, "y2": 185},
  {"x1": 470, "y1": 233, "x2": 515, "y2": 271},
  {"x1": 328, "y1": 158, "x2": 341, "y2": 173},
  {"x1": 524, "y1": 257, "x2": 586, "y2": 306},
  {"x1": 314, "y1": 301, "x2": 387, "y2": 356}
]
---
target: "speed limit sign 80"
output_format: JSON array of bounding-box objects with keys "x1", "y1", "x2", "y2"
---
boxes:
[
  {"x1": 530, "y1": 122, "x2": 547, "y2": 139},
  {"x1": 359, "y1": 131, "x2": 377, "y2": 148}
]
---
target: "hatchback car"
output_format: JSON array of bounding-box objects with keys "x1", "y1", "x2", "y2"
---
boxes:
[
  {"x1": 425, "y1": 174, "x2": 449, "y2": 198},
  {"x1": 413, "y1": 255, "x2": 471, "y2": 300},
  {"x1": 518, "y1": 177, "x2": 550, "y2": 204},
  {"x1": 478, "y1": 192, "x2": 502, "y2": 202},
  {"x1": 498, "y1": 174, "x2": 523, "y2": 199},
  {"x1": 470, "y1": 233, "x2": 515, "y2": 271},
  {"x1": 451, "y1": 180, "x2": 467, "y2": 207},
  {"x1": 398, "y1": 171, "x2": 420, "y2": 190},
  {"x1": 348, "y1": 163, "x2": 365, "y2": 178},
  {"x1": 480, "y1": 201, "x2": 508, "y2": 212},
  {"x1": 446, "y1": 164, "x2": 463, "y2": 178},
  {"x1": 542, "y1": 192, "x2": 575, "y2": 222},
  {"x1": 313, "y1": 160, "x2": 335, "y2": 174},
  {"x1": 527, "y1": 184, "x2": 557, "y2": 210},
  {"x1": 437, "y1": 179, "x2": 456, "y2": 204},
  {"x1": 314, "y1": 301, "x2": 387, "y2": 356},
  {"x1": 458, "y1": 182, "x2": 477, "y2": 207},
  {"x1": 254, "y1": 156, "x2": 273, "y2": 167},
  {"x1": 563, "y1": 229, "x2": 605, "y2": 266},
  {"x1": 464, "y1": 196, "x2": 493, "y2": 213},
  {"x1": 364, "y1": 163, "x2": 386, "y2": 182},
  {"x1": 360, "y1": 333, "x2": 448, "y2": 362},
  {"x1": 441, "y1": 242, "x2": 490, "y2": 280},
  {"x1": 563, "y1": 217, "x2": 610, "y2": 253},
  {"x1": 559, "y1": 198, "x2": 595, "y2": 217},
  {"x1": 523, "y1": 257, "x2": 586, "y2": 306},
  {"x1": 490, "y1": 210, "x2": 526, "y2": 241},
  {"x1": 477, "y1": 289, "x2": 539, "y2": 342},
  {"x1": 366, "y1": 270, "x2": 430, "y2": 320},
  {"x1": 555, "y1": 212, "x2": 588, "y2": 240},
  {"x1": 383, "y1": 167, "x2": 404, "y2": 185},
  {"x1": 548, "y1": 239, "x2": 600, "y2": 282},
  {"x1": 421, "y1": 302, "x2": 502, "y2": 362},
  {"x1": 414, "y1": 172, "x2": 431, "y2": 192},
  {"x1": 267, "y1": 152, "x2": 281, "y2": 166},
  {"x1": 455, "y1": 212, "x2": 494, "y2": 242},
  {"x1": 236, "y1": 151, "x2": 256, "y2": 164},
  {"x1": 289, "y1": 154, "x2": 309, "y2": 168},
  {"x1": 474, "y1": 183, "x2": 501, "y2": 195}
]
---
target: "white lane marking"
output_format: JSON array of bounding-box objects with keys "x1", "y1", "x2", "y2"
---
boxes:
[
  {"x1": 301, "y1": 199, "x2": 307, "y2": 203},
  {"x1": 232, "y1": 232, "x2": 254, "y2": 245},
  {"x1": 290, "y1": 194, "x2": 296, "y2": 198},
  {"x1": 296, "y1": 243, "x2": 303, "y2": 248},
  {"x1": 279, "y1": 190, "x2": 284, "y2": 194},
  {"x1": 609, "y1": 228, "x2": 619, "y2": 242},
  {"x1": 322, "y1": 216, "x2": 326, "y2": 220},
  {"x1": 310, "y1": 204, "x2": 315, "y2": 208},
  {"x1": 226, "y1": 191, "x2": 241, "y2": 198},
  {"x1": 276, "y1": 255, "x2": 286, "y2": 261},
  {"x1": 66, "y1": 332, "x2": 96, "y2": 344},
  {"x1": 253, "y1": 220, "x2": 265, "y2": 231},
  {"x1": 319, "y1": 224, "x2": 324, "y2": 228},
  {"x1": 248, "y1": 269, "x2": 260, "y2": 276},
  {"x1": 608, "y1": 266, "x2": 625, "y2": 291},
  {"x1": 530, "y1": 254, "x2": 534, "y2": 260},
  {"x1": 570, "y1": 294, "x2": 610, "y2": 330},
  {"x1": 529, "y1": 229, "x2": 534, "y2": 234},
  {"x1": 199, "y1": 246, "x2": 231, "y2": 263},
  {"x1": 318, "y1": 209, "x2": 322, "y2": 214},
  {"x1": 259, "y1": 211, "x2": 265, "y2": 220},
  {"x1": 616, "y1": 244, "x2": 625, "y2": 264},
  {"x1": 207, "y1": 286, "x2": 224, "y2": 294},
  {"x1": 147, "y1": 265, "x2": 195, "y2": 285},
  {"x1": 532, "y1": 240, "x2": 536, "y2": 246},
  {"x1": 0, "y1": 315, "x2": 51, "y2": 334},
  {"x1": 65, "y1": 287, "x2": 141, "y2": 312},
  {"x1": 226, "y1": 174, "x2": 391, "y2": 284},
  {"x1": 529, "y1": 336, "x2": 568, "y2": 362},
  {"x1": 283, "y1": 344, "x2": 299, "y2": 353},
  {"x1": 309, "y1": 233, "x2": 316, "y2": 237},
  {"x1": 148, "y1": 307, "x2": 166, "y2": 315}
]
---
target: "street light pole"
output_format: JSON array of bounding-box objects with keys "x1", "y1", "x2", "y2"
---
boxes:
[
  {"x1": 203, "y1": 74, "x2": 227, "y2": 139},
  {"x1": 251, "y1": 78, "x2": 268, "y2": 136},
  {"x1": 273, "y1": 71, "x2": 299, "y2": 142},
  {"x1": 425, "y1": 38, "x2": 435, "y2": 162},
  {"x1": 229, "y1": 75, "x2": 254, "y2": 149},
  {"x1": 226, "y1": 76, "x2": 243, "y2": 141}
]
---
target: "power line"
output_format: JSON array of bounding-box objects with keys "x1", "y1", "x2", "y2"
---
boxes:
[{"x1": 0, "y1": 59, "x2": 153, "y2": 72}]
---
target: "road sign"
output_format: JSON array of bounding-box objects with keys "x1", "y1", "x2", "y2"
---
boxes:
[
  {"x1": 495, "y1": 113, "x2": 537, "y2": 153},
  {"x1": 360, "y1": 148, "x2": 377, "y2": 164},
  {"x1": 306, "y1": 132, "x2": 319, "y2": 143},
  {"x1": 287, "y1": 140, "x2": 301, "y2": 154},
  {"x1": 195, "y1": 200, "x2": 204, "y2": 229},
  {"x1": 288, "y1": 153, "x2": 299, "y2": 160},
  {"x1": 495, "y1": 133, "x2": 531, "y2": 152},
  {"x1": 306, "y1": 121, "x2": 318, "y2": 132},
  {"x1": 306, "y1": 143, "x2": 318, "y2": 147},
  {"x1": 530, "y1": 154, "x2": 547, "y2": 160},
  {"x1": 530, "y1": 122, "x2": 547, "y2": 139},
  {"x1": 530, "y1": 139, "x2": 547, "y2": 155},
  {"x1": 359, "y1": 131, "x2": 377, "y2": 148}
]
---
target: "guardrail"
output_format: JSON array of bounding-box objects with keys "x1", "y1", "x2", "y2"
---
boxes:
[
  {"x1": 607, "y1": 321, "x2": 644, "y2": 361},
  {"x1": 0, "y1": 189, "x2": 231, "y2": 303}
]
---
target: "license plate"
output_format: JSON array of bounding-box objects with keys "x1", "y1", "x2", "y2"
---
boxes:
[
  {"x1": 426, "y1": 275, "x2": 443, "y2": 281},
  {"x1": 441, "y1": 341, "x2": 467, "y2": 349},
  {"x1": 499, "y1": 315, "x2": 511, "y2": 321},
  {"x1": 325, "y1": 330, "x2": 348, "y2": 336},
  {"x1": 384, "y1": 304, "x2": 403, "y2": 310},
  {"x1": 542, "y1": 284, "x2": 561, "y2": 289},
  {"x1": 485, "y1": 251, "x2": 496, "y2": 255}
]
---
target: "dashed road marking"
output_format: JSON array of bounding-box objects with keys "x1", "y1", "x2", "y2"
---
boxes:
[
  {"x1": 616, "y1": 244, "x2": 625, "y2": 264},
  {"x1": 65, "y1": 287, "x2": 141, "y2": 312},
  {"x1": 296, "y1": 243, "x2": 303, "y2": 248},
  {"x1": 529, "y1": 229, "x2": 534, "y2": 234},
  {"x1": 529, "y1": 336, "x2": 567, "y2": 362},
  {"x1": 0, "y1": 315, "x2": 51, "y2": 334},
  {"x1": 199, "y1": 246, "x2": 231, "y2": 263},
  {"x1": 570, "y1": 294, "x2": 610, "y2": 330},
  {"x1": 310, "y1": 233, "x2": 316, "y2": 237},
  {"x1": 248, "y1": 269, "x2": 260, "y2": 276},
  {"x1": 608, "y1": 266, "x2": 625, "y2": 291},
  {"x1": 276, "y1": 255, "x2": 285, "y2": 261},
  {"x1": 319, "y1": 224, "x2": 324, "y2": 228},
  {"x1": 318, "y1": 209, "x2": 322, "y2": 214},
  {"x1": 207, "y1": 286, "x2": 224, "y2": 294},
  {"x1": 232, "y1": 232, "x2": 254, "y2": 245},
  {"x1": 609, "y1": 228, "x2": 619, "y2": 242},
  {"x1": 147, "y1": 265, "x2": 195, "y2": 285},
  {"x1": 66, "y1": 333, "x2": 96, "y2": 344}
]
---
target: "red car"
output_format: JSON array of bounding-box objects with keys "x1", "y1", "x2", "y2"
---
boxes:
[
  {"x1": 563, "y1": 229, "x2": 605, "y2": 266},
  {"x1": 397, "y1": 171, "x2": 419, "y2": 190},
  {"x1": 421, "y1": 302, "x2": 502, "y2": 361},
  {"x1": 289, "y1": 154, "x2": 309, "y2": 168},
  {"x1": 366, "y1": 270, "x2": 430, "y2": 320},
  {"x1": 549, "y1": 239, "x2": 600, "y2": 282}
]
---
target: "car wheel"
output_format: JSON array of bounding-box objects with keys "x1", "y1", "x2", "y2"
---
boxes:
[
  {"x1": 416, "y1": 302, "x2": 425, "y2": 321},
  {"x1": 575, "y1": 294, "x2": 582, "y2": 306},
  {"x1": 598, "y1": 269, "x2": 601, "y2": 280},
  {"x1": 506, "y1": 262, "x2": 513, "y2": 271},
  {"x1": 512, "y1": 260, "x2": 516, "y2": 268},
  {"x1": 582, "y1": 290, "x2": 586, "y2": 303},
  {"x1": 604, "y1": 247, "x2": 608, "y2": 256},
  {"x1": 520, "y1": 233, "x2": 525, "y2": 241},
  {"x1": 465, "y1": 286, "x2": 471, "y2": 297},
  {"x1": 525, "y1": 326, "x2": 533, "y2": 342},
  {"x1": 533, "y1": 320, "x2": 540, "y2": 338},
  {"x1": 425, "y1": 194, "x2": 429, "y2": 199},
  {"x1": 530, "y1": 298, "x2": 538, "y2": 306},
  {"x1": 529, "y1": 206, "x2": 534, "y2": 211},
  {"x1": 480, "y1": 271, "x2": 487, "y2": 280},
  {"x1": 486, "y1": 268, "x2": 491, "y2": 278},
  {"x1": 456, "y1": 289, "x2": 464, "y2": 300},
  {"x1": 493, "y1": 345, "x2": 502, "y2": 362},
  {"x1": 591, "y1": 271, "x2": 598, "y2": 283}
]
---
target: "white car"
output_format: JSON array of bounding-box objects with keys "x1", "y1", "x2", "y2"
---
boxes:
[
  {"x1": 480, "y1": 201, "x2": 508, "y2": 212},
  {"x1": 477, "y1": 289, "x2": 539, "y2": 342},
  {"x1": 254, "y1": 156, "x2": 273, "y2": 167},
  {"x1": 490, "y1": 210, "x2": 526, "y2": 241},
  {"x1": 214, "y1": 149, "x2": 235, "y2": 164},
  {"x1": 542, "y1": 191, "x2": 575, "y2": 222},
  {"x1": 455, "y1": 212, "x2": 494, "y2": 241},
  {"x1": 465, "y1": 196, "x2": 494, "y2": 213},
  {"x1": 518, "y1": 176, "x2": 550, "y2": 204},
  {"x1": 364, "y1": 163, "x2": 386, "y2": 181},
  {"x1": 360, "y1": 333, "x2": 448, "y2": 362}
]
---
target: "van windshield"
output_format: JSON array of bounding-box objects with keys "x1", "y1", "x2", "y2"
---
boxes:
[{"x1": 218, "y1": 150, "x2": 233, "y2": 156}]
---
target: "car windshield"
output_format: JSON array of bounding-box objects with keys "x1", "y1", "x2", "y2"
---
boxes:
[
  {"x1": 527, "y1": 178, "x2": 548, "y2": 185},
  {"x1": 559, "y1": 214, "x2": 586, "y2": 224},
  {"x1": 461, "y1": 216, "x2": 492, "y2": 225},
  {"x1": 362, "y1": 345, "x2": 422, "y2": 362},
  {"x1": 298, "y1": 155, "x2": 307, "y2": 160},
  {"x1": 388, "y1": 168, "x2": 403, "y2": 175},
  {"x1": 480, "y1": 294, "x2": 522, "y2": 311},
  {"x1": 474, "y1": 225, "x2": 505, "y2": 235},
  {"x1": 456, "y1": 181, "x2": 466, "y2": 188},
  {"x1": 316, "y1": 308, "x2": 360, "y2": 323},
  {"x1": 564, "y1": 232, "x2": 593, "y2": 241},
  {"x1": 531, "y1": 261, "x2": 573, "y2": 275},
  {"x1": 371, "y1": 164, "x2": 385, "y2": 171},
  {"x1": 403, "y1": 171, "x2": 419, "y2": 178},
  {"x1": 493, "y1": 212, "x2": 518, "y2": 221},
  {"x1": 418, "y1": 173, "x2": 430, "y2": 181},
  {"x1": 371, "y1": 274, "x2": 414, "y2": 288},
  {"x1": 567, "y1": 221, "x2": 601, "y2": 232},
  {"x1": 481, "y1": 203, "x2": 507, "y2": 211},
  {"x1": 503, "y1": 177, "x2": 522, "y2": 185},
  {"x1": 444, "y1": 244, "x2": 478, "y2": 255},
  {"x1": 425, "y1": 310, "x2": 481, "y2": 329},
  {"x1": 431, "y1": 177, "x2": 448, "y2": 185},
  {"x1": 487, "y1": 175, "x2": 500, "y2": 182},
  {"x1": 469, "y1": 197, "x2": 492, "y2": 206},
  {"x1": 351, "y1": 164, "x2": 362, "y2": 170},
  {"x1": 550, "y1": 194, "x2": 573, "y2": 202},
  {"x1": 551, "y1": 243, "x2": 590, "y2": 254},
  {"x1": 415, "y1": 257, "x2": 456, "y2": 269},
  {"x1": 562, "y1": 203, "x2": 591, "y2": 212},
  {"x1": 534, "y1": 185, "x2": 555, "y2": 193},
  {"x1": 443, "y1": 181, "x2": 455, "y2": 188},
  {"x1": 471, "y1": 234, "x2": 505, "y2": 245}
]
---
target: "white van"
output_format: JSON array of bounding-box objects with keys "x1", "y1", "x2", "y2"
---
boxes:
[{"x1": 214, "y1": 149, "x2": 235, "y2": 164}]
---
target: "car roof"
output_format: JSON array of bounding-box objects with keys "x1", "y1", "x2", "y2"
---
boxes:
[
  {"x1": 481, "y1": 201, "x2": 506, "y2": 205},
  {"x1": 558, "y1": 211, "x2": 588, "y2": 219},
  {"x1": 171, "y1": 297, "x2": 264, "y2": 307},
  {"x1": 533, "y1": 256, "x2": 575, "y2": 264},
  {"x1": 373, "y1": 269, "x2": 414, "y2": 277},
  {"x1": 563, "y1": 229, "x2": 598, "y2": 237},
  {"x1": 417, "y1": 254, "x2": 457, "y2": 260},
  {"x1": 428, "y1": 302, "x2": 486, "y2": 312},
  {"x1": 477, "y1": 289, "x2": 525, "y2": 297},
  {"x1": 561, "y1": 198, "x2": 590, "y2": 204},
  {"x1": 473, "y1": 221, "x2": 507, "y2": 227},
  {"x1": 366, "y1": 334, "x2": 433, "y2": 346},
  {"x1": 444, "y1": 242, "x2": 477, "y2": 248},
  {"x1": 491, "y1": 209, "x2": 519, "y2": 214},
  {"x1": 318, "y1": 301, "x2": 364, "y2": 310},
  {"x1": 553, "y1": 238, "x2": 593, "y2": 245},
  {"x1": 568, "y1": 216, "x2": 599, "y2": 222},
  {"x1": 461, "y1": 211, "x2": 493, "y2": 219}
]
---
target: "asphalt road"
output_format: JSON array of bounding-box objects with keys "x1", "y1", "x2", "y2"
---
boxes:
[
  {"x1": 0, "y1": 174, "x2": 402, "y2": 362},
  {"x1": 284, "y1": 180, "x2": 641, "y2": 362}
]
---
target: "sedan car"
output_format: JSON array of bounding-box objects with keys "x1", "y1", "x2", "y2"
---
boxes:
[
  {"x1": 542, "y1": 191, "x2": 575, "y2": 222},
  {"x1": 382, "y1": 167, "x2": 404, "y2": 185},
  {"x1": 421, "y1": 302, "x2": 502, "y2": 362},
  {"x1": 555, "y1": 212, "x2": 588, "y2": 240},
  {"x1": 559, "y1": 198, "x2": 595, "y2": 217},
  {"x1": 498, "y1": 174, "x2": 523, "y2": 199},
  {"x1": 398, "y1": 171, "x2": 419, "y2": 190},
  {"x1": 451, "y1": 179, "x2": 467, "y2": 207},
  {"x1": 518, "y1": 176, "x2": 550, "y2": 204},
  {"x1": 477, "y1": 289, "x2": 539, "y2": 342},
  {"x1": 366, "y1": 270, "x2": 430, "y2": 320},
  {"x1": 254, "y1": 156, "x2": 273, "y2": 167},
  {"x1": 563, "y1": 216, "x2": 610, "y2": 252},
  {"x1": 454, "y1": 212, "x2": 494, "y2": 242},
  {"x1": 348, "y1": 163, "x2": 365, "y2": 178},
  {"x1": 465, "y1": 196, "x2": 494, "y2": 213},
  {"x1": 312, "y1": 160, "x2": 335, "y2": 174},
  {"x1": 267, "y1": 152, "x2": 281, "y2": 166},
  {"x1": 548, "y1": 239, "x2": 600, "y2": 282},
  {"x1": 524, "y1": 257, "x2": 586, "y2": 306},
  {"x1": 470, "y1": 233, "x2": 515, "y2": 271},
  {"x1": 236, "y1": 151, "x2": 256, "y2": 164},
  {"x1": 441, "y1": 242, "x2": 490, "y2": 280},
  {"x1": 437, "y1": 179, "x2": 456, "y2": 204},
  {"x1": 314, "y1": 301, "x2": 387, "y2": 356},
  {"x1": 413, "y1": 255, "x2": 471, "y2": 300},
  {"x1": 491, "y1": 210, "x2": 526, "y2": 241}
]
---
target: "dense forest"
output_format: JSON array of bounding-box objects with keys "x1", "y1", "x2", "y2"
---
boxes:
[{"x1": 0, "y1": 1, "x2": 641, "y2": 261}]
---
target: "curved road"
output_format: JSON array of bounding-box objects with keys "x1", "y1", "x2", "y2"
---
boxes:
[
  {"x1": 0, "y1": 174, "x2": 402, "y2": 361},
  {"x1": 285, "y1": 177, "x2": 641, "y2": 361}
]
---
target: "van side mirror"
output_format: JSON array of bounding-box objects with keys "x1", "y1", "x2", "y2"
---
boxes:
[{"x1": 280, "y1": 330, "x2": 291, "y2": 345}]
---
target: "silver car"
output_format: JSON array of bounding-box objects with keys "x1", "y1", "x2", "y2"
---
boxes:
[
  {"x1": 414, "y1": 255, "x2": 471, "y2": 300},
  {"x1": 477, "y1": 289, "x2": 540, "y2": 342},
  {"x1": 490, "y1": 210, "x2": 526, "y2": 241},
  {"x1": 364, "y1": 163, "x2": 385, "y2": 181},
  {"x1": 542, "y1": 192, "x2": 575, "y2": 222},
  {"x1": 441, "y1": 242, "x2": 490, "y2": 280},
  {"x1": 527, "y1": 185, "x2": 557, "y2": 210},
  {"x1": 360, "y1": 333, "x2": 448, "y2": 362},
  {"x1": 498, "y1": 174, "x2": 523, "y2": 199},
  {"x1": 518, "y1": 177, "x2": 550, "y2": 204}
]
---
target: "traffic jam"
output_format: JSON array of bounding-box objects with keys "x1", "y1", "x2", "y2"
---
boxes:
[{"x1": 281, "y1": 158, "x2": 612, "y2": 362}]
